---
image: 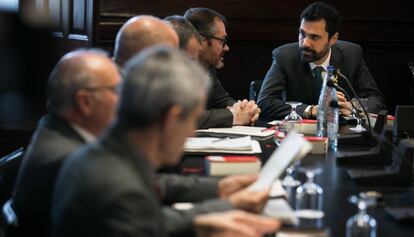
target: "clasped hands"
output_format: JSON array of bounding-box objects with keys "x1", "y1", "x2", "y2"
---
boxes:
[{"x1": 228, "y1": 99, "x2": 261, "y2": 126}]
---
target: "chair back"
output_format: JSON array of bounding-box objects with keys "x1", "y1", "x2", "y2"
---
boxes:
[{"x1": 249, "y1": 79, "x2": 263, "y2": 101}]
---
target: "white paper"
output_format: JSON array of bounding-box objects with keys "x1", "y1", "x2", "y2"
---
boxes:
[
  {"x1": 197, "y1": 125, "x2": 275, "y2": 137},
  {"x1": 248, "y1": 131, "x2": 312, "y2": 191},
  {"x1": 184, "y1": 136, "x2": 262, "y2": 154}
]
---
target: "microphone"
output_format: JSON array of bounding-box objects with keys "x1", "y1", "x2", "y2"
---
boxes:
[
  {"x1": 333, "y1": 69, "x2": 372, "y2": 131},
  {"x1": 327, "y1": 79, "x2": 362, "y2": 121},
  {"x1": 327, "y1": 79, "x2": 350, "y2": 100},
  {"x1": 329, "y1": 99, "x2": 340, "y2": 109}
]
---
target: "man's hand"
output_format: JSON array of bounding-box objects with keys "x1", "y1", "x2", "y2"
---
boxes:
[
  {"x1": 336, "y1": 91, "x2": 352, "y2": 116},
  {"x1": 194, "y1": 210, "x2": 281, "y2": 237},
  {"x1": 230, "y1": 100, "x2": 261, "y2": 126},
  {"x1": 218, "y1": 174, "x2": 258, "y2": 198},
  {"x1": 227, "y1": 187, "x2": 270, "y2": 213}
]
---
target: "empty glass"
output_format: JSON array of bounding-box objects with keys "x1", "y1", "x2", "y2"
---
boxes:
[
  {"x1": 346, "y1": 194, "x2": 377, "y2": 237},
  {"x1": 295, "y1": 166, "x2": 324, "y2": 228},
  {"x1": 284, "y1": 101, "x2": 303, "y2": 122},
  {"x1": 349, "y1": 98, "x2": 368, "y2": 132},
  {"x1": 282, "y1": 161, "x2": 301, "y2": 207}
]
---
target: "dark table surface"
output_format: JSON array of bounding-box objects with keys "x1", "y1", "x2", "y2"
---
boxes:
[{"x1": 176, "y1": 127, "x2": 414, "y2": 237}]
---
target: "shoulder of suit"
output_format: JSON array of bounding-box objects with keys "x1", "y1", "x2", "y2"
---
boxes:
[
  {"x1": 334, "y1": 40, "x2": 362, "y2": 52},
  {"x1": 271, "y1": 42, "x2": 299, "y2": 62},
  {"x1": 273, "y1": 42, "x2": 298, "y2": 54}
]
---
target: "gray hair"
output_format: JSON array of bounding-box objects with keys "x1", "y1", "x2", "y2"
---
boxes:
[
  {"x1": 164, "y1": 15, "x2": 202, "y2": 49},
  {"x1": 47, "y1": 48, "x2": 108, "y2": 114},
  {"x1": 118, "y1": 46, "x2": 211, "y2": 128}
]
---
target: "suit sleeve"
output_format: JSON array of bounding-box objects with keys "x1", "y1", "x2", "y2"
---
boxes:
[
  {"x1": 156, "y1": 174, "x2": 220, "y2": 204},
  {"x1": 351, "y1": 45, "x2": 386, "y2": 113},
  {"x1": 162, "y1": 199, "x2": 233, "y2": 237},
  {"x1": 257, "y1": 49, "x2": 293, "y2": 121},
  {"x1": 198, "y1": 109, "x2": 233, "y2": 129},
  {"x1": 198, "y1": 75, "x2": 236, "y2": 128},
  {"x1": 208, "y1": 73, "x2": 236, "y2": 109},
  {"x1": 96, "y1": 192, "x2": 166, "y2": 237}
]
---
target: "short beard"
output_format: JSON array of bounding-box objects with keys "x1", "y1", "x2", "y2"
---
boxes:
[{"x1": 300, "y1": 45, "x2": 330, "y2": 63}]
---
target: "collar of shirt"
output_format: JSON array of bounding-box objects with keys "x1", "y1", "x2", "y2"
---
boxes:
[
  {"x1": 70, "y1": 123, "x2": 96, "y2": 144},
  {"x1": 309, "y1": 48, "x2": 332, "y2": 77}
]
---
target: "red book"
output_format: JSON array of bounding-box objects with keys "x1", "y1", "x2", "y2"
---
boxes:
[
  {"x1": 304, "y1": 136, "x2": 328, "y2": 154},
  {"x1": 205, "y1": 156, "x2": 261, "y2": 176}
]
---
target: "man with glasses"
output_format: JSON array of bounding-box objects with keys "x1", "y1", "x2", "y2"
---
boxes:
[
  {"x1": 185, "y1": 8, "x2": 261, "y2": 129},
  {"x1": 10, "y1": 49, "x2": 121, "y2": 236}
]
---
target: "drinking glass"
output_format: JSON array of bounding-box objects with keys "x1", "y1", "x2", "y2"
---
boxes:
[
  {"x1": 346, "y1": 195, "x2": 377, "y2": 237},
  {"x1": 282, "y1": 161, "x2": 301, "y2": 207},
  {"x1": 349, "y1": 98, "x2": 368, "y2": 132},
  {"x1": 295, "y1": 166, "x2": 324, "y2": 228},
  {"x1": 284, "y1": 101, "x2": 303, "y2": 122}
]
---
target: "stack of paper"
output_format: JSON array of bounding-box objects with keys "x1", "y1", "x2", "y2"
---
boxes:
[
  {"x1": 196, "y1": 126, "x2": 275, "y2": 140},
  {"x1": 184, "y1": 136, "x2": 261, "y2": 154}
]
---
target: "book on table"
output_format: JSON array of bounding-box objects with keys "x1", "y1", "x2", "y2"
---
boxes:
[
  {"x1": 268, "y1": 119, "x2": 317, "y2": 135},
  {"x1": 205, "y1": 156, "x2": 261, "y2": 176},
  {"x1": 274, "y1": 131, "x2": 327, "y2": 154}
]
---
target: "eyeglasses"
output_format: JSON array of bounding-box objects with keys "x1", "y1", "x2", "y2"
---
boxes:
[{"x1": 201, "y1": 34, "x2": 228, "y2": 47}]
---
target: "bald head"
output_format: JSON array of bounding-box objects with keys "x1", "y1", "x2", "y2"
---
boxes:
[
  {"x1": 113, "y1": 15, "x2": 179, "y2": 67},
  {"x1": 48, "y1": 49, "x2": 121, "y2": 135}
]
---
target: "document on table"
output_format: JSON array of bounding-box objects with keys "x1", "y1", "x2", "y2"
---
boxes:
[
  {"x1": 184, "y1": 136, "x2": 262, "y2": 154},
  {"x1": 197, "y1": 125, "x2": 275, "y2": 139},
  {"x1": 248, "y1": 131, "x2": 312, "y2": 191}
]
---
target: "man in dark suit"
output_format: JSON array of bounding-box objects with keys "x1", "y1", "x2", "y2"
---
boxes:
[
  {"x1": 11, "y1": 49, "x2": 121, "y2": 236},
  {"x1": 52, "y1": 47, "x2": 280, "y2": 237},
  {"x1": 257, "y1": 2, "x2": 385, "y2": 121},
  {"x1": 112, "y1": 15, "x2": 272, "y2": 237},
  {"x1": 184, "y1": 8, "x2": 261, "y2": 128}
]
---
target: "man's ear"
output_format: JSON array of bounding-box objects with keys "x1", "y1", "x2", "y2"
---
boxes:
[
  {"x1": 329, "y1": 32, "x2": 339, "y2": 46},
  {"x1": 74, "y1": 90, "x2": 92, "y2": 116}
]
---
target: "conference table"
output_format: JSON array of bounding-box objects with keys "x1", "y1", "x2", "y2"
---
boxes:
[{"x1": 178, "y1": 125, "x2": 414, "y2": 237}]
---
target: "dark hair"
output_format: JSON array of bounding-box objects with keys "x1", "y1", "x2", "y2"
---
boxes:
[
  {"x1": 300, "y1": 2, "x2": 341, "y2": 38},
  {"x1": 164, "y1": 15, "x2": 202, "y2": 49},
  {"x1": 184, "y1": 7, "x2": 227, "y2": 36}
]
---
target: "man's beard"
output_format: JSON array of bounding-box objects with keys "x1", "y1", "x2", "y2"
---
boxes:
[{"x1": 300, "y1": 45, "x2": 329, "y2": 63}]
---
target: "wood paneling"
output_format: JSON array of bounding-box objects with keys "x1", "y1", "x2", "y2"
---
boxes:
[{"x1": 53, "y1": 0, "x2": 414, "y2": 114}]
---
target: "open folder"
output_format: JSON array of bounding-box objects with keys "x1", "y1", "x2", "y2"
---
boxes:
[{"x1": 249, "y1": 131, "x2": 312, "y2": 191}]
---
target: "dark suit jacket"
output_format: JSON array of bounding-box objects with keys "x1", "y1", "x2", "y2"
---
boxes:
[
  {"x1": 52, "y1": 127, "x2": 232, "y2": 237},
  {"x1": 198, "y1": 69, "x2": 236, "y2": 129},
  {"x1": 158, "y1": 174, "x2": 232, "y2": 237},
  {"x1": 257, "y1": 41, "x2": 386, "y2": 121},
  {"x1": 12, "y1": 115, "x2": 85, "y2": 236},
  {"x1": 52, "y1": 127, "x2": 167, "y2": 237}
]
